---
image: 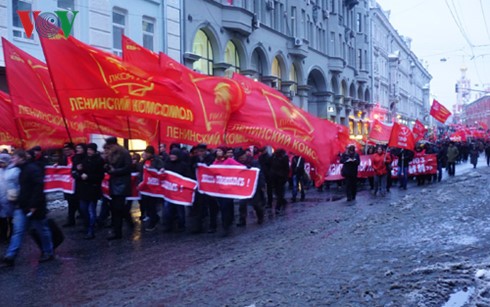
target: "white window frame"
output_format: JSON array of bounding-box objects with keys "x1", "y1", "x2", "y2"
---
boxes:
[
  {"x1": 12, "y1": 0, "x2": 34, "y2": 41},
  {"x1": 112, "y1": 9, "x2": 126, "y2": 57},
  {"x1": 142, "y1": 17, "x2": 155, "y2": 51}
]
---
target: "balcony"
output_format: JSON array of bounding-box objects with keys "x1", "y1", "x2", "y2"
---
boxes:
[
  {"x1": 328, "y1": 57, "x2": 345, "y2": 73},
  {"x1": 221, "y1": 5, "x2": 254, "y2": 36},
  {"x1": 356, "y1": 69, "x2": 369, "y2": 83}
]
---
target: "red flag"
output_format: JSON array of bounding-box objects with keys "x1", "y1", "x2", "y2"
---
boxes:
[
  {"x1": 228, "y1": 73, "x2": 337, "y2": 186},
  {"x1": 2, "y1": 38, "x2": 89, "y2": 143},
  {"x1": 368, "y1": 119, "x2": 392, "y2": 144},
  {"x1": 0, "y1": 91, "x2": 22, "y2": 147},
  {"x1": 430, "y1": 99, "x2": 452, "y2": 123},
  {"x1": 412, "y1": 119, "x2": 427, "y2": 142},
  {"x1": 335, "y1": 123, "x2": 361, "y2": 153},
  {"x1": 40, "y1": 33, "x2": 196, "y2": 125},
  {"x1": 388, "y1": 122, "x2": 415, "y2": 150},
  {"x1": 478, "y1": 121, "x2": 488, "y2": 130},
  {"x1": 121, "y1": 35, "x2": 244, "y2": 146}
]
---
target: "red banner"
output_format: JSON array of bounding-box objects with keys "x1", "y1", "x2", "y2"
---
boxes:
[
  {"x1": 0, "y1": 91, "x2": 22, "y2": 147},
  {"x1": 137, "y1": 168, "x2": 197, "y2": 206},
  {"x1": 368, "y1": 119, "x2": 392, "y2": 144},
  {"x1": 40, "y1": 33, "x2": 196, "y2": 127},
  {"x1": 430, "y1": 99, "x2": 452, "y2": 124},
  {"x1": 196, "y1": 164, "x2": 260, "y2": 199},
  {"x1": 102, "y1": 173, "x2": 140, "y2": 200},
  {"x1": 388, "y1": 122, "x2": 415, "y2": 150},
  {"x1": 325, "y1": 154, "x2": 438, "y2": 181},
  {"x1": 44, "y1": 166, "x2": 75, "y2": 194},
  {"x1": 3, "y1": 38, "x2": 89, "y2": 147},
  {"x1": 227, "y1": 73, "x2": 338, "y2": 187},
  {"x1": 412, "y1": 119, "x2": 427, "y2": 142},
  {"x1": 122, "y1": 36, "x2": 244, "y2": 146}
]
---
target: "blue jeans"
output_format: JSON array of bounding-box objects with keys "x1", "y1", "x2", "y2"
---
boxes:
[
  {"x1": 80, "y1": 200, "x2": 97, "y2": 236},
  {"x1": 292, "y1": 175, "x2": 305, "y2": 200},
  {"x1": 5, "y1": 209, "x2": 53, "y2": 258},
  {"x1": 398, "y1": 166, "x2": 409, "y2": 189}
]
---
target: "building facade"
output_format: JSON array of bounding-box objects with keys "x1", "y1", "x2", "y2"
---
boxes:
[
  {"x1": 0, "y1": 0, "x2": 433, "y2": 142},
  {"x1": 183, "y1": 0, "x2": 373, "y2": 139},
  {"x1": 0, "y1": 0, "x2": 181, "y2": 89},
  {"x1": 462, "y1": 95, "x2": 490, "y2": 130},
  {"x1": 369, "y1": 1, "x2": 431, "y2": 128}
]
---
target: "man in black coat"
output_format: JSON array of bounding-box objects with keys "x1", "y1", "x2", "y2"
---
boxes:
[
  {"x1": 103, "y1": 137, "x2": 132, "y2": 240},
  {"x1": 2, "y1": 149, "x2": 54, "y2": 266},
  {"x1": 340, "y1": 145, "x2": 361, "y2": 201}
]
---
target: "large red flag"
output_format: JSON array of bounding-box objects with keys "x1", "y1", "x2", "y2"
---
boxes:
[
  {"x1": 412, "y1": 119, "x2": 427, "y2": 142},
  {"x1": 0, "y1": 91, "x2": 22, "y2": 147},
  {"x1": 122, "y1": 36, "x2": 245, "y2": 146},
  {"x1": 228, "y1": 73, "x2": 337, "y2": 186},
  {"x1": 2, "y1": 38, "x2": 89, "y2": 142},
  {"x1": 367, "y1": 119, "x2": 392, "y2": 144},
  {"x1": 430, "y1": 99, "x2": 452, "y2": 123},
  {"x1": 388, "y1": 122, "x2": 415, "y2": 150},
  {"x1": 40, "y1": 33, "x2": 196, "y2": 127}
]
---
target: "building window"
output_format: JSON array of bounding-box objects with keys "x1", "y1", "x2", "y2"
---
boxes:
[
  {"x1": 357, "y1": 49, "x2": 362, "y2": 70},
  {"x1": 251, "y1": 49, "x2": 264, "y2": 81},
  {"x1": 224, "y1": 41, "x2": 240, "y2": 73},
  {"x1": 12, "y1": 0, "x2": 33, "y2": 40},
  {"x1": 112, "y1": 9, "x2": 126, "y2": 56},
  {"x1": 58, "y1": 0, "x2": 75, "y2": 36},
  {"x1": 142, "y1": 18, "x2": 155, "y2": 51},
  {"x1": 58, "y1": 0, "x2": 74, "y2": 10},
  {"x1": 289, "y1": 64, "x2": 298, "y2": 95},
  {"x1": 291, "y1": 6, "x2": 297, "y2": 37},
  {"x1": 271, "y1": 57, "x2": 282, "y2": 90},
  {"x1": 192, "y1": 29, "x2": 214, "y2": 75},
  {"x1": 356, "y1": 13, "x2": 362, "y2": 32}
]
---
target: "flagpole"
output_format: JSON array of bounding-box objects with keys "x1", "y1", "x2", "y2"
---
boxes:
[
  {"x1": 39, "y1": 36, "x2": 73, "y2": 144},
  {"x1": 126, "y1": 116, "x2": 132, "y2": 150},
  {"x1": 157, "y1": 120, "x2": 161, "y2": 147}
]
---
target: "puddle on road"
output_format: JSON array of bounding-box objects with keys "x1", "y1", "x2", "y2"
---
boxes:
[{"x1": 442, "y1": 287, "x2": 474, "y2": 307}]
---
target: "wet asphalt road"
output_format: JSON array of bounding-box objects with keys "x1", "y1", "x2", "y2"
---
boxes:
[{"x1": 0, "y1": 159, "x2": 489, "y2": 306}]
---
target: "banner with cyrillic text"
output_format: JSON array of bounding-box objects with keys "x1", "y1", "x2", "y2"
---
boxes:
[
  {"x1": 196, "y1": 164, "x2": 260, "y2": 199},
  {"x1": 325, "y1": 154, "x2": 438, "y2": 181},
  {"x1": 137, "y1": 168, "x2": 197, "y2": 206},
  {"x1": 102, "y1": 172, "x2": 140, "y2": 200},
  {"x1": 44, "y1": 166, "x2": 75, "y2": 194}
]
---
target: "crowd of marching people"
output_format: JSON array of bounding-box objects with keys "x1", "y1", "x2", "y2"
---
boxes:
[{"x1": 0, "y1": 137, "x2": 490, "y2": 267}]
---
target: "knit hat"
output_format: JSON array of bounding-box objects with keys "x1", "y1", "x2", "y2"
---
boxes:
[
  {"x1": 31, "y1": 145, "x2": 42, "y2": 152},
  {"x1": 63, "y1": 142, "x2": 75, "y2": 150},
  {"x1": 104, "y1": 136, "x2": 118, "y2": 145},
  {"x1": 144, "y1": 145, "x2": 155, "y2": 155},
  {"x1": 234, "y1": 148, "x2": 247, "y2": 158},
  {"x1": 86, "y1": 143, "x2": 98, "y2": 152}
]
